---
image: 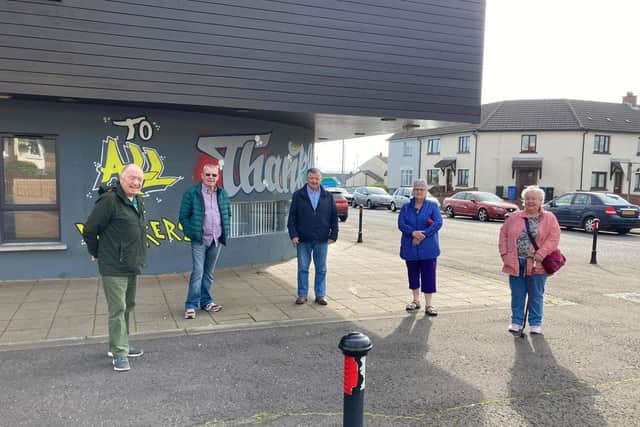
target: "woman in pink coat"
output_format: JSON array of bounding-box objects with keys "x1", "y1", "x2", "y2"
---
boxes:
[{"x1": 499, "y1": 186, "x2": 561, "y2": 335}]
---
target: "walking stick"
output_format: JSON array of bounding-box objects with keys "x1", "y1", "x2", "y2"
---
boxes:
[{"x1": 520, "y1": 258, "x2": 535, "y2": 338}]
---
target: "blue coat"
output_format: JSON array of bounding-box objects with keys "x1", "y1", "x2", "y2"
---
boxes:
[
  {"x1": 398, "y1": 199, "x2": 443, "y2": 260},
  {"x1": 287, "y1": 184, "x2": 338, "y2": 243}
]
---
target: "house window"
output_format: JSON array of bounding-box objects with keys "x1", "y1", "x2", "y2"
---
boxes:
[
  {"x1": 593, "y1": 135, "x2": 610, "y2": 153},
  {"x1": 637, "y1": 137, "x2": 640, "y2": 155},
  {"x1": 400, "y1": 169, "x2": 413, "y2": 186},
  {"x1": 457, "y1": 169, "x2": 469, "y2": 186},
  {"x1": 426, "y1": 169, "x2": 439, "y2": 186},
  {"x1": 1, "y1": 135, "x2": 59, "y2": 242},
  {"x1": 521, "y1": 135, "x2": 537, "y2": 152},
  {"x1": 635, "y1": 173, "x2": 640, "y2": 191},
  {"x1": 458, "y1": 136, "x2": 470, "y2": 153},
  {"x1": 402, "y1": 141, "x2": 412, "y2": 157},
  {"x1": 590, "y1": 172, "x2": 607, "y2": 190},
  {"x1": 427, "y1": 138, "x2": 440, "y2": 154}
]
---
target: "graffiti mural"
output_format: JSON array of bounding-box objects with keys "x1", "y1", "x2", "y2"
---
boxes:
[
  {"x1": 79, "y1": 117, "x2": 311, "y2": 249},
  {"x1": 196, "y1": 132, "x2": 311, "y2": 198},
  {"x1": 92, "y1": 116, "x2": 183, "y2": 194},
  {"x1": 75, "y1": 218, "x2": 190, "y2": 247}
]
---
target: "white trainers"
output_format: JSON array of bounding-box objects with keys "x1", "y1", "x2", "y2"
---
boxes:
[
  {"x1": 530, "y1": 325, "x2": 542, "y2": 334},
  {"x1": 508, "y1": 324, "x2": 521, "y2": 333}
]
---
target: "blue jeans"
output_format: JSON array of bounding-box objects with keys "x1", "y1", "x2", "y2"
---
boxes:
[
  {"x1": 509, "y1": 258, "x2": 547, "y2": 326},
  {"x1": 185, "y1": 241, "x2": 221, "y2": 310},
  {"x1": 296, "y1": 241, "x2": 328, "y2": 298}
]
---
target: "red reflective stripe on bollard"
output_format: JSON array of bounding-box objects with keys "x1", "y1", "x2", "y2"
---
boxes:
[{"x1": 343, "y1": 356, "x2": 358, "y2": 395}]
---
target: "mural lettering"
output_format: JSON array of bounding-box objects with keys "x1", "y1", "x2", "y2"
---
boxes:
[
  {"x1": 75, "y1": 218, "x2": 190, "y2": 248},
  {"x1": 112, "y1": 116, "x2": 154, "y2": 141},
  {"x1": 197, "y1": 133, "x2": 310, "y2": 198},
  {"x1": 93, "y1": 116, "x2": 182, "y2": 195}
]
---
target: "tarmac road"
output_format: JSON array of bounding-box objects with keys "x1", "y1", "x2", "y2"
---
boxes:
[{"x1": 1, "y1": 300, "x2": 639, "y2": 426}]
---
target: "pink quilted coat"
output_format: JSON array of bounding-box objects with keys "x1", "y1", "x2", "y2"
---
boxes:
[{"x1": 499, "y1": 209, "x2": 561, "y2": 276}]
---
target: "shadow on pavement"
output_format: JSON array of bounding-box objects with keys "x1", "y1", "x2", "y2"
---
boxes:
[{"x1": 509, "y1": 334, "x2": 605, "y2": 426}]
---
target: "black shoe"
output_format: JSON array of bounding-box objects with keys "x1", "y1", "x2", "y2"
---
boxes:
[{"x1": 315, "y1": 297, "x2": 328, "y2": 306}]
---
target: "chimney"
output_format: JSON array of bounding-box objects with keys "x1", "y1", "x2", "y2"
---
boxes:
[{"x1": 622, "y1": 91, "x2": 637, "y2": 106}]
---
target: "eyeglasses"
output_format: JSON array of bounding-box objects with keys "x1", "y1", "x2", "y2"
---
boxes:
[{"x1": 204, "y1": 173, "x2": 218, "y2": 177}]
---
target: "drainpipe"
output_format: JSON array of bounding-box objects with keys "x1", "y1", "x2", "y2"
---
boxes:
[
  {"x1": 472, "y1": 131, "x2": 478, "y2": 188},
  {"x1": 579, "y1": 130, "x2": 587, "y2": 190},
  {"x1": 417, "y1": 138, "x2": 422, "y2": 180}
]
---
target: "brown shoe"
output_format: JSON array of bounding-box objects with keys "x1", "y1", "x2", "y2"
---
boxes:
[
  {"x1": 315, "y1": 296, "x2": 328, "y2": 306},
  {"x1": 295, "y1": 296, "x2": 307, "y2": 305}
]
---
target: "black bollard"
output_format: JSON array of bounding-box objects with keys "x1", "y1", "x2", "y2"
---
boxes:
[
  {"x1": 590, "y1": 219, "x2": 599, "y2": 264},
  {"x1": 339, "y1": 332, "x2": 372, "y2": 427},
  {"x1": 357, "y1": 206, "x2": 363, "y2": 243}
]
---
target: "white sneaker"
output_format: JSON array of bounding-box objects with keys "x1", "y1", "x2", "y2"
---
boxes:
[
  {"x1": 530, "y1": 325, "x2": 542, "y2": 334},
  {"x1": 508, "y1": 324, "x2": 521, "y2": 333}
]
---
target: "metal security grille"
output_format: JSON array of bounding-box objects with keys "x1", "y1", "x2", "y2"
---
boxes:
[{"x1": 229, "y1": 200, "x2": 290, "y2": 238}]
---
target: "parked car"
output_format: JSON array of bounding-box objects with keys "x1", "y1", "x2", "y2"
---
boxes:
[
  {"x1": 544, "y1": 191, "x2": 640, "y2": 234},
  {"x1": 351, "y1": 186, "x2": 393, "y2": 209},
  {"x1": 326, "y1": 187, "x2": 353, "y2": 202},
  {"x1": 390, "y1": 187, "x2": 441, "y2": 212},
  {"x1": 332, "y1": 193, "x2": 349, "y2": 222},
  {"x1": 443, "y1": 191, "x2": 519, "y2": 221}
]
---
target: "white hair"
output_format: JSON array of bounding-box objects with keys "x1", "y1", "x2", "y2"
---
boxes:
[
  {"x1": 521, "y1": 185, "x2": 545, "y2": 203},
  {"x1": 412, "y1": 179, "x2": 428, "y2": 189}
]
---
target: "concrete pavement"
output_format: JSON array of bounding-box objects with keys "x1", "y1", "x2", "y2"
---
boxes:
[{"x1": 0, "y1": 239, "x2": 569, "y2": 349}]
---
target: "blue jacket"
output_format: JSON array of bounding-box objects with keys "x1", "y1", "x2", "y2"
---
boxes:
[
  {"x1": 179, "y1": 184, "x2": 231, "y2": 245},
  {"x1": 398, "y1": 199, "x2": 443, "y2": 260},
  {"x1": 287, "y1": 184, "x2": 338, "y2": 243}
]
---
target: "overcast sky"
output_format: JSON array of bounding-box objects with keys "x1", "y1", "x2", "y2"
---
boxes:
[{"x1": 316, "y1": 0, "x2": 640, "y2": 173}]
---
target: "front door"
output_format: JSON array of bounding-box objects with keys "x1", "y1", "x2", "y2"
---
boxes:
[
  {"x1": 515, "y1": 169, "x2": 538, "y2": 198},
  {"x1": 613, "y1": 171, "x2": 623, "y2": 194},
  {"x1": 446, "y1": 169, "x2": 453, "y2": 192}
]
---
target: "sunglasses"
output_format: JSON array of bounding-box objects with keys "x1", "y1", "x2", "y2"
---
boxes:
[{"x1": 204, "y1": 173, "x2": 218, "y2": 177}]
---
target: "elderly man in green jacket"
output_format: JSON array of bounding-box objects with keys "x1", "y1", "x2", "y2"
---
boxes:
[
  {"x1": 179, "y1": 163, "x2": 231, "y2": 320},
  {"x1": 83, "y1": 164, "x2": 147, "y2": 372}
]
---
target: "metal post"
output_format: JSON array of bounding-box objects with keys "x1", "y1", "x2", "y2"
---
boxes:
[
  {"x1": 590, "y1": 219, "x2": 599, "y2": 264},
  {"x1": 339, "y1": 332, "x2": 373, "y2": 427},
  {"x1": 357, "y1": 206, "x2": 363, "y2": 243}
]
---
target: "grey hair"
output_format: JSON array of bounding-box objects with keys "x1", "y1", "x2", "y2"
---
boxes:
[
  {"x1": 412, "y1": 179, "x2": 428, "y2": 189},
  {"x1": 307, "y1": 167, "x2": 322, "y2": 176},
  {"x1": 202, "y1": 163, "x2": 219, "y2": 171},
  {"x1": 521, "y1": 185, "x2": 545, "y2": 202}
]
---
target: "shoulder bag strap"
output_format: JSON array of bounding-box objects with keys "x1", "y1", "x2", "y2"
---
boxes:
[{"x1": 523, "y1": 217, "x2": 539, "y2": 252}]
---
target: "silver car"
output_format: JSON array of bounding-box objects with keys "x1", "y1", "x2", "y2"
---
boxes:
[
  {"x1": 352, "y1": 186, "x2": 393, "y2": 209},
  {"x1": 390, "y1": 187, "x2": 441, "y2": 212}
]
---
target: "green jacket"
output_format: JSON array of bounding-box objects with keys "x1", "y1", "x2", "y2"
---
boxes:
[
  {"x1": 179, "y1": 184, "x2": 231, "y2": 245},
  {"x1": 83, "y1": 185, "x2": 147, "y2": 276}
]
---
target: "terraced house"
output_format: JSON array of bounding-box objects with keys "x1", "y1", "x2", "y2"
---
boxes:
[
  {"x1": 388, "y1": 93, "x2": 640, "y2": 205},
  {"x1": 0, "y1": 0, "x2": 485, "y2": 279}
]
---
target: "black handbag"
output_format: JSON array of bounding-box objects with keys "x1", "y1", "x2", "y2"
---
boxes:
[{"x1": 523, "y1": 218, "x2": 566, "y2": 275}]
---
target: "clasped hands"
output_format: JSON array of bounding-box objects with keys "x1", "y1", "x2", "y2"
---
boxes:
[{"x1": 411, "y1": 230, "x2": 426, "y2": 246}]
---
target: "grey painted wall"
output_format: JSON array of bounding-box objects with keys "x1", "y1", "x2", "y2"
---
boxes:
[
  {"x1": 0, "y1": 99, "x2": 313, "y2": 280},
  {"x1": 0, "y1": 0, "x2": 485, "y2": 123}
]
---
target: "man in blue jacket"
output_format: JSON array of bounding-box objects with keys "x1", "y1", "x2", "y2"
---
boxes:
[{"x1": 287, "y1": 168, "x2": 338, "y2": 305}]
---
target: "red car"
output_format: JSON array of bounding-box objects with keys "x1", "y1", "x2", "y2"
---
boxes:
[
  {"x1": 332, "y1": 193, "x2": 349, "y2": 222},
  {"x1": 443, "y1": 191, "x2": 519, "y2": 221}
]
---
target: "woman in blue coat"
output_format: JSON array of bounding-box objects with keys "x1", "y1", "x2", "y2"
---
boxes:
[{"x1": 398, "y1": 179, "x2": 443, "y2": 316}]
